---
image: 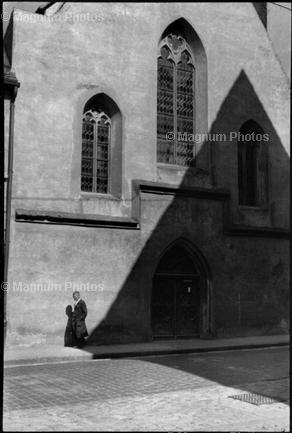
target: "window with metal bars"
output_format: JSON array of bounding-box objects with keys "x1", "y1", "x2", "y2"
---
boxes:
[
  {"x1": 157, "y1": 34, "x2": 195, "y2": 166},
  {"x1": 81, "y1": 109, "x2": 111, "y2": 194},
  {"x1": 238, "y1": 120, "x2": 269, "y2": 207}
]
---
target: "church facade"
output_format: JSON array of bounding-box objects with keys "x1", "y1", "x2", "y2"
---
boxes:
[{"x1": 4, "y1": 2, "x2": 290, "y2": 347}]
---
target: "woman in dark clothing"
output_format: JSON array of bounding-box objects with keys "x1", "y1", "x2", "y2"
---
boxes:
[
  {"x1": 72, "y1": 291, "x2": 88, "y2": 348},
  {"x1": 64, "y1": 305, "x2": 77, "y2": 347}
]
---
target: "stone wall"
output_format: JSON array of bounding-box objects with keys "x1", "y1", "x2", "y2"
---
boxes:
[{"x1": 5, "y1": 2, "x2": 290, "y2": 346}]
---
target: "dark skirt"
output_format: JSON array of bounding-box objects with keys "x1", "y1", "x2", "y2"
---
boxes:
[{"x1": 64, "y1": 318, "x2": 77, "y2": 347}]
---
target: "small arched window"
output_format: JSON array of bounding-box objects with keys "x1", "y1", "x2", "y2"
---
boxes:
[
  {"x1": 157, "y1": 34, "x2": 195, "y2": 166},
  {"x1": 80, "y1": 93, "x2": 122, "y2": 196},
  {"x1": 81, "y1": 109, "x2": 111, "y2": 193},
  {"x1": 238, "y1": 120, "x2": 269, "y2": 207}
]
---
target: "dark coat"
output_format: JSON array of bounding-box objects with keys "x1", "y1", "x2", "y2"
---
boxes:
[
  {"x1": 73, "y1": 299, "x2": 88, "y2": 339},
  {"x1": 64, "y1": 305, "x2": 77, "y2": 347}
]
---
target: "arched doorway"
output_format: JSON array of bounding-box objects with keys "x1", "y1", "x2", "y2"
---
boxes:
[{"x1": 151, "y1": 241, "x2": 211, "y2": 339}]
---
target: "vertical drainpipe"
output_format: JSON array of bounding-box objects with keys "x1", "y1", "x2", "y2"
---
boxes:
[{"x1": 4, "y1": 84, "x2": 19, "y2": 341}]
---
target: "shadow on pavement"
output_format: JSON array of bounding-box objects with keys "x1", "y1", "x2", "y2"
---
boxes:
[{"x1": 137, "y1": 346, "x2": 289, "y2": 406}]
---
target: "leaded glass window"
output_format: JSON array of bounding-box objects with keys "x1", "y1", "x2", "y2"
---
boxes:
[
  {"x1": 81, "y1": 109, "x2": 110, "y2": 193},
  {"x1": 157, "y1": 34, "x2": 195, "y2": 166}
]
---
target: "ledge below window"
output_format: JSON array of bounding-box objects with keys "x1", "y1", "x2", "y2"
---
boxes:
[
  {"x1": 80, "y1": 192, "x2": 121, "y2": 201},
  {"x1": 223, "y1": 224, "x2": 289, "y2": 239},
  {"x1": 157, "y1": 163, "x2": 197, "y2": 172},
  {"x1": 15, "y1": 209, "x2": 139, "y2": 230},
  {"x1": 238, "y1": 205, "x2": 270, "y2": 212}
]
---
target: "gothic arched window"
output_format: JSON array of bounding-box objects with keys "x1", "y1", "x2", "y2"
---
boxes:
[
  {"x1": 238, "y1": 120, "x2": 269, "y2": 207},
  {"x1": 81, "y1": 109, "x2": 111, "y2": 194},
  {"x1": 157, "y1": 34, "x2": 195, "y2": 166}
]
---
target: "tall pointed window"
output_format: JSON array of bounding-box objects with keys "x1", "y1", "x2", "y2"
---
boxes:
[
  {"x1": 157, "y1": 34, "x2": 195, "y2": 166},
  {"x1": 238, "y1": 120, "x2": 269, "y2": 206},
  {"x1": 81, "y1": 109, "x2": 111, "y2": 193}
]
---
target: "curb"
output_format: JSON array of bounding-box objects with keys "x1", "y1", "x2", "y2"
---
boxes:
[
  {"x1": 4, "y1": 340, "x2": 289, "y2": 367},
  {"x1": 4, "y1": 351, "x2": 92, "y2": 367},
  {"x1": 91, "y1": 341, "x2": 289, "y2": 359}
]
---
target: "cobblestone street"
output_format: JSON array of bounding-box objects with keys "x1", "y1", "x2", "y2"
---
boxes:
[{"x1": 4, "y1": 347, "x2": 289, "y2": 431}]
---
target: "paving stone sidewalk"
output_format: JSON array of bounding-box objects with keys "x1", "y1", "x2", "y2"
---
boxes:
[
  {"x1": 4, "y1": 334, "x2": 289, "y2": 365},
  {"x1": 3, "y1": 382, "x2": 289, "y2": 431},
  {"x1": 3, "y1": 347, "x2": 289, "y2": 431}
]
